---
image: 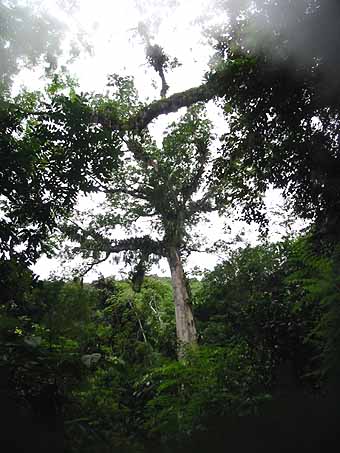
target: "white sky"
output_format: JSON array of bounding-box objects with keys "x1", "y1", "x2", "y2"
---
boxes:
[{"x1": 23, "y1": 0, "x2": 305, "y2": 281}]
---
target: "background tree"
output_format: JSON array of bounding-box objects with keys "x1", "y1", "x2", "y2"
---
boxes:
[
  {"x1": 207, "y1": 0, "x2": 340, "y2": 235},
  {"x1": 201, "y1": 0, "x2": 340, "y2": 381},
  {"x1": 0, "y1": 77, "x2": 121, "y2": 265},
  {"x1": 196, "y1": 240, "x2": 323, "y2": 389}
]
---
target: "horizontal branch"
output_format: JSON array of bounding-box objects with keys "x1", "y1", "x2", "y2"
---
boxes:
[
  {"x1": 108, "y1": 235, "x2": 166, "y2": 257},
  {"x1": 87, "y1": 176, "x2": 150, "y2": 201},
  {"x1": 73, "y1": 234, "x2": 166, "y2": 276},
  {"x1": 128, "y1": 83, "x2": 215, "y2": 131},
  {"x1": 105, "y1": 186, "x2": 149, "y2": 201},
  {"x1": 23, "y1": 81, "x2": 215, "y2": 134}
]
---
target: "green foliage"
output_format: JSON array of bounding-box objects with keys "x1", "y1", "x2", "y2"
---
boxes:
[
  {"x1": 136, "y1": 343, "x2": 269, "y2": 444},
  {"x1": 205, "y1": 0, "x2": 340, "y2": 394},
  {"x1": 0, "y1": 276, "x2": 99, "y2": 423},
  {"x1": 0, "y1": 248, "x2": 338, "y2": 452},
  {"x1": 62, "y1": 277, "x2": 176, "y2": 452},
  {"x1": 0, "y1": 83, "x2": 121, "y2": 263},
  {"x1": 3, "y1": 3, "x2": 340, "y2": 450},
  {"x1": 196, "y1": 240, "x2": 323, "y2": 388},
  {"x1": 210, "y1": 0, "x2": 340, "y2": 233},
  {"x1": 285, "y1": 237, "x2": 340, "y2": 382},
  {"x1": 93, "y1": 277, "x2": 176, "y2": 363},
  {"x1": 33, "y1": 280, "x2": 97, "y2": 344}
]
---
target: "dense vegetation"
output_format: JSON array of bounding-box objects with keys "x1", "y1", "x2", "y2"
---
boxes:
[
  {"x1": 1, "y1": 240, "x2": 339, "y2": 452},
  {"x1": 1, "y1": 0, "x2": 340, "y2": 452}
]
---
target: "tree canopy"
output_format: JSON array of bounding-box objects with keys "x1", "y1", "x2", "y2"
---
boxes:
[
  {"x1": 2, "y1": 1, "x2": 340, "y2": 452},
  {"x1": 209, "y1": 0, "x2": 340, "y2": 235}
]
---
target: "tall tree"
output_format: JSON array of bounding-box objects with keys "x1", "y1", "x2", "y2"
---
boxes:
[
  {"x1": 62, "y1": 74, "x2": 219, "y2": 351},
  {"x1": 10, "y1": 0, "x2": 340, "y2": 350}
]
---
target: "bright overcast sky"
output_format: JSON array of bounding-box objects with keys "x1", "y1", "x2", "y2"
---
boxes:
[{"x1": 24, "y1": 0, "x2": 303, "y2": 281}]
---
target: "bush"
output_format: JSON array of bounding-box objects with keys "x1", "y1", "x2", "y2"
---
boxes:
[{"x1": 136, "y1": 343, "x2": 270, "y2": 444}]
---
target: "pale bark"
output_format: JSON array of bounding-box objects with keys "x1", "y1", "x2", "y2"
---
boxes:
[{"x1": 167, "y1": 247, "x2": 197, "y2": 353}]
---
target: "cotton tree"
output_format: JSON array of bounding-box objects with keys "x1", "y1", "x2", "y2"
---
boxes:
[{"x1": 62, "y1": 73, "x2": 220, "y2": 349}]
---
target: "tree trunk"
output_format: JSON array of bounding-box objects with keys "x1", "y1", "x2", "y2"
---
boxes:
[{"x1": 167, "y1": 247, "x2": 197, "y2": 353}]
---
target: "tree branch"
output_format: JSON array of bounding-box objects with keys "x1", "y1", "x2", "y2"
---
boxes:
[
  {"x1": 92, "y1": 179, "x2": 149, "y2": 201},
  {"x1": 182, "y1": 144, "x2": 210, "y2": 201},
  {"x1": 124, "y1": 137, "x2": 154, "y2": 165},
  {"x1": 187, "y1": 193, "x2": 217, "y2": 215},
  {"x1": 78, "y1": 251, "x2": 111, "y2": 277},
  {"x1": 107, "y1": 235, "x2": 166, "y2": 257},
  {"x1": 73, "y1": 234, "x2": 166, "y2": 276},
  {"x1": 128, "y1": 83, "x2": 215, "y2": 131},
  {"x1": 107, "y1": 187, "x2": 149, "y2": 200}
]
